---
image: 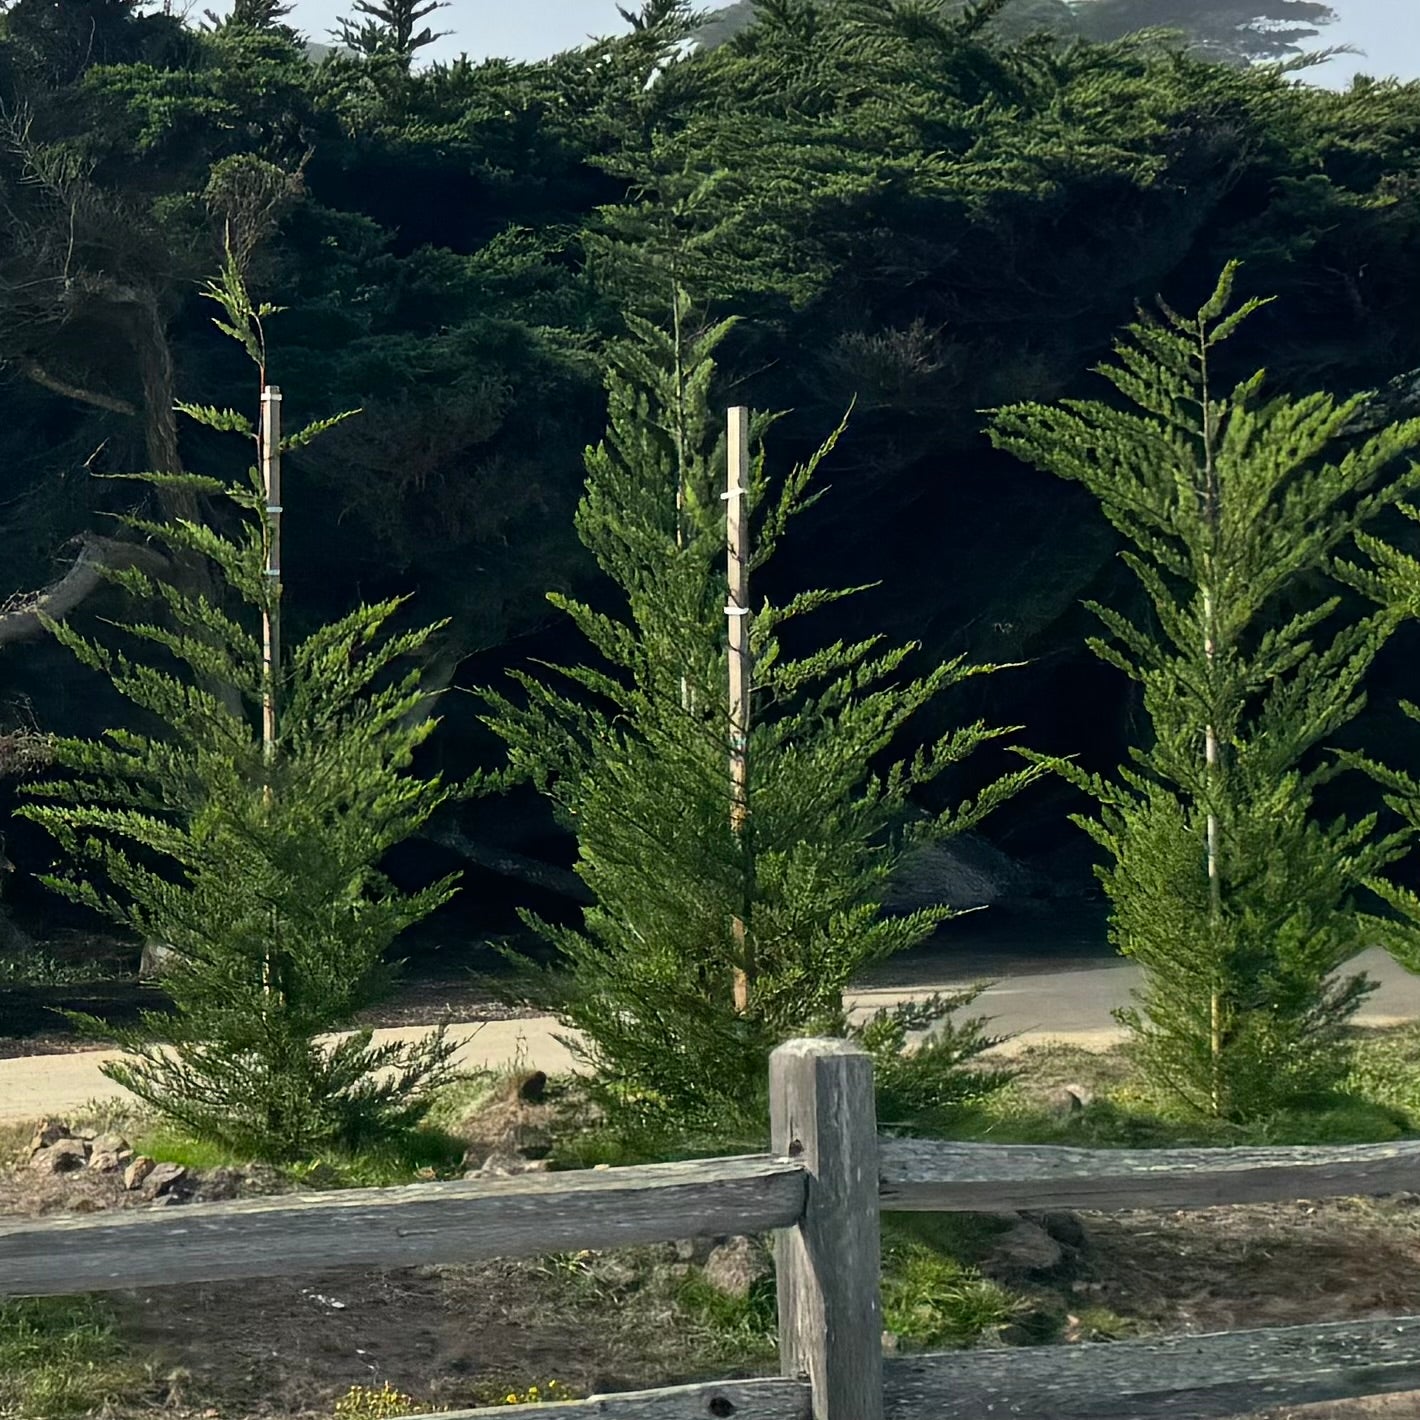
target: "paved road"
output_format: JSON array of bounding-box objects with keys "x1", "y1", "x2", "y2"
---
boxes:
[{"x1": 3, "y1": 947, "x2": 1418, "y2": 1123}]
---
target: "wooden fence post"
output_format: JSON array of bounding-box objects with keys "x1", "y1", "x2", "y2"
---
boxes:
[{"x1": 770, "y1": 1038, "x2": 884, "y2": 1420}]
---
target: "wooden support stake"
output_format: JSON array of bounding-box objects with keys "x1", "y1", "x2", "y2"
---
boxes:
[
  {"x1": 726, "y1": 405, "x2": 753, "y2": 1013},
  {"x1": 259, "y1": 385, "x2": 282, "y2": 1004},
  {"x1": 260, "y1": 385, "x2": 283, "y2": 764},
  {"x1": 771, "y1": 1039, "x2": 884, "y2": 1420}
]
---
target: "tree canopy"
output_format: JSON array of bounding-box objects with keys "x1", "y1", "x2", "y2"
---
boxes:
[{"x1": 1, "y1": 0, "x2": 1418, "y2": 934}]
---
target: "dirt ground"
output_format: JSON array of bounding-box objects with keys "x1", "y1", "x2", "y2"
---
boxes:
[{"x1": 9, "y1": 1101, "x2": 1420, "y2": 1420}]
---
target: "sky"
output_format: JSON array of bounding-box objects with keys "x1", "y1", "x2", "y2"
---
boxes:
[{"x1": 283, "y1": 0, "x2": 1419, "y2": 89}]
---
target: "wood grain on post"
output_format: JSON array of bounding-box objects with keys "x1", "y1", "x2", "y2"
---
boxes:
[{"x1": 771, "y1": 1038, "x2": 885, "y2": 1420}]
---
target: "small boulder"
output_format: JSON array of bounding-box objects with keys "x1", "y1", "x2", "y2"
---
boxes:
[
  {"x1": 193, "y1": 1167, "x2": 244, "y2": 1203},
  {"x1": 90, "y1": 1132, "x2": 130, "y2": 1158},
  {"x1": 31, "y1": 1138, "x2": 88, "y2": 1174},
  {"x1": 476, "y1": 1152, "x2": 550, "y2": 1178},
  {"x1": 517, "y1": 1070, "x2": 548, "y2": 1103},
  {"x1": 142, "y1": 1162, "x2": 188, "y2": 1199},
  {"x1": 124, "y1": 1156, "x2": 157, "y2": 1191},
  {"x1": 590, "y1": 1255, "x2": 640, "y2": 1289},
  {"x1": 987, "y1": 1219, "x2": 1064, "y2": 1276},
  {"x1": 88, "y1": 1150, "x2": 124, "y2": 1174},
  {"x1": 1042, "y1": 1084, "x2": 1094, "y2": 1117},
  {"x1": 702, "y1": 1236, "x2": 772, "y2": 1300},
  {"x1": 1028, "y1": 1211, "x2": 1087, "y2": 1250},
  {"x1": 670, "y1": 1237, "x2": 716, "y2": 1265},
  {"x1": 27, "y1": 1118, "x2": 71, "y2": 1158}
]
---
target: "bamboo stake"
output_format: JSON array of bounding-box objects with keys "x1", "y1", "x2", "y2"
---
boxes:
[
  {"x1": 1200, "y1": 342, "x2": 1223, "y2": 1117},
  {"x1": 260, "y1": 385, "x2": 283, "y2": 764},
  {"x1": 259, "y1": 385, "x2": 282, "y2": 1005},
  {"x1": 726, "y1": 406, "x2": 752, "y2": 1013}
]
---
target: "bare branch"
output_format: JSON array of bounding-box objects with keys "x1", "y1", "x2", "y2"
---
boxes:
[
  {"x1": 0, "y1": 535, "x2": 167, "y2": 646},
  {"x1": 11, "y1": 358, "x2": 137, "y2": 416}
]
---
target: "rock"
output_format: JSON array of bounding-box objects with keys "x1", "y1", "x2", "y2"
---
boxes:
[
  {"x1": 986, "y1": 1219, "x2": 1064, "y2": 1276},
  {"x1": 514, "y1": 1126, "x2": 553, "y2": 1160},
  {"x1": 142, "y1": 1162, "x2": 187, "y2": 1198},
  {"x1": 701, "y1": 1236, "x2": 771, "y2": 1300},
  {"x1": 1042, "y1": 1083, "x2": 1094, "y2": 1117},
  {"x1": 139, "y1": 939, "x2": 178, "y2": 980},
  {"x1": 883, "y1": 831, "x2": 1054, "y2": 913},
  {"x1": 591, "y1": 1255, "x2": 640, "y2": 1289},
  {"x1": 476, "y1": 1152, "x2": 551, "y2": 1178},
  {"x1": 27, "y1": 1118, "x2": 71, "y2": 1158},
  {"x1": 517, "y1": 1070, "x2": 548, "y2": 1103},
  {"x1": 90, "y1": 1132, "x2": 130, "y2": 1157},
  {"x1": 882, "y1": 1331, "x2": 901, "y2": 1356},
  {"x1": 123, "y1": 1156, "x2": 157, "y2": 1191},
  {"x1": 1027, "y1": 1211, "x2": 1087, "y2": 1250},
  {"x1": 88, "y1": 1150, "x2": 123, "y2": 1174},
  {"x1": 31, "y1": 1138, "x2": 89, "y2": 1174},
  {"x1": 193, "y1": 1167, "x2": 244, "y2": 1203},
  {"x1": 670, "y1": 1237, "x2": 716, "y2": 1265}
]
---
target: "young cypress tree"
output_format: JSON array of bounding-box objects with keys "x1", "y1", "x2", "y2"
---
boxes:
[
  {"x1": 480, "y1": 291, "x2": 1040, "y2": 1136},
  {"x1": 20, "y1": 258, "x2": 459, "y2": 1163},
  {"x1": 986, "y1": 261, "x2": 1420, "y2": 1120},
  {"x1": 1333, "y1": 508, "x2": 1420, "y2": 972}
]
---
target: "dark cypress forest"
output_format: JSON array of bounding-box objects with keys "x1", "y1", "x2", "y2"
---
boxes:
[{"x1": 1, "y1": 0, "x2": 1417, "y2": 966}]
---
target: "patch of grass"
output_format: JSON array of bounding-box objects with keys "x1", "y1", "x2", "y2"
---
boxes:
[
  {"x1": 675, "y1": 1272, "x2": 778, "y2": 1358},
  {"x1": 1066, "y1": 1304, "x2": 1147, "y2": 1341},
  {"x1": 128, "y1": 1118, "x2": 469, "y2": 1188},
  {"x1": 880, "y1": 1235, "x2": 1022, "y2": 1350},
  {"x1": 933, "y1": 1031, "x2": 1420, "y2": 1151},
  {"x1": 0, "y1": 951, "x2": 114, "y2": 987},
  {"x1": 0, "y1": 1297, "x2": 141, "y2": 1419}
]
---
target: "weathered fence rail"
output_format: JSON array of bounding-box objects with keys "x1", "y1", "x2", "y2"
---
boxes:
[
  {"x1": 878, "y1": 1133, "x2": 1420, "y2": 1211},
  {"x1": 5, "y1": 1037, "x2": 1420, "y2": 1419}
]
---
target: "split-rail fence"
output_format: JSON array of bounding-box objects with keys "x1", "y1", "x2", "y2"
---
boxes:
[{"x1": 6, "y1": 1037, "x2": 1420, "y2": 1417}]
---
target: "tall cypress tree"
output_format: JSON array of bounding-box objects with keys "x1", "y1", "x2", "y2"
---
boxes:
[
  {"x1": 20, "y1": 258, "x2": 460, "y2": 1163},
  {"x1": 480, "y1": 292, "x2": 1040, "y2": 1134},
  {"x1": 987, "y1": 262, "x2": 1420, "y2": 1120}
]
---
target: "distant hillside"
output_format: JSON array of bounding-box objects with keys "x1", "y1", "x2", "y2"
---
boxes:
[
  {"x1": 693, "y1": 2, "x2": 756, "y2": 49},
  {"x1": 304, "y1": 40, "x2": 354, "y2": 63}
]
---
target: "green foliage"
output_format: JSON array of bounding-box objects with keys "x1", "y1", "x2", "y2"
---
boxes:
[
  {"x1": 332, "y1": 0, "x2": 450, "y2": 61},
  {"x1": 1334, "y1": 507, "x2": 1420, "y2": 976},
  {"x1": 987, "y1": 261, "x2": 1420, "y2": 1121},
  {"x1": 19, "y1": 265, "x2": 461, "y2": 1164},
  {"x1": 676, "y1": 1269, "x2": 778, "y2": 1347},
  {"x1": 481, "y1": 289, "x2": 1041, "y2": 1134},
  {"x1": 0, "y1": 949, "x2": 112, "y2": 986},
  {"x1": 855, "y1": 990, "x2": 1017, "y2": 1132},
  {"x1": 332, "y1": 1383, "x2": 447, "y2": 1417},
  {"x1": 0, "y1": 1297, "x2": 137, "y2": 1420},
  {"x1": 880, "y1": 1233, "x2": 1023, "y2": 1349}
]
